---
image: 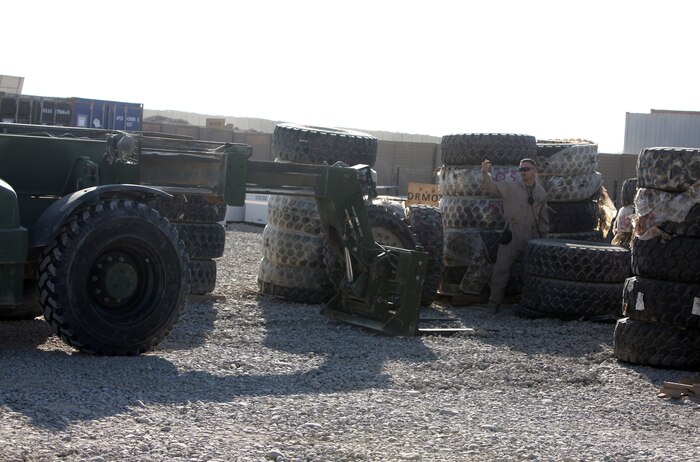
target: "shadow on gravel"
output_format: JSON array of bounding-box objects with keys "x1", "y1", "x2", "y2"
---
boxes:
[
  {"x1": 0, "y1": 317, "x2": 54, "y2": 349},
  {"x1": 444, "y1": 305, "x2": 616, "y2": 359},
  {"x1": 0, "y1": 299, "x2": 437, "y2": 431},
  {"x1": 158, "y1": 298, "x2": 218, "y2": 350}
]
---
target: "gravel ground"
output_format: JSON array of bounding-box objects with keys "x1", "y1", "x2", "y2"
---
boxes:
[{"x1": 1, "y1": 222, "x2": 698, "y2": 462}]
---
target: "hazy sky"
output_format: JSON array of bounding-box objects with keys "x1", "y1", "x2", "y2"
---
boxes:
[{"x1": 4, "y1": 0, "x2": 699, "y2": 153}]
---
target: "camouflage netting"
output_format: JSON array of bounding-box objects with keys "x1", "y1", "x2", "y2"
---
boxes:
[{"x1": 631, "y1": 181, "x2": 700, "y2": 240}]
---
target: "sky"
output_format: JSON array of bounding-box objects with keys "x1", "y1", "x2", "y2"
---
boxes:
[{"x1": 4, "y1": 0, "x2": 700, "y2": 153}]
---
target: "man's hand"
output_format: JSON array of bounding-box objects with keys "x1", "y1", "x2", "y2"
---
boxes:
[{"x1": 481, "y1": 159, "x2": 491, "y2": 174}]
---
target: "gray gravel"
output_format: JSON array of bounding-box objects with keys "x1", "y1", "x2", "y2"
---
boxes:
[{"x1": 1, "y1": 222, "x2": 698, "y2": 462}]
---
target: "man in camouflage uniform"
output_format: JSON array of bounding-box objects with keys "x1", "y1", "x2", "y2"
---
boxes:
[{"x1": 481, "y1": 158, "x2": 549, "y2": 309}]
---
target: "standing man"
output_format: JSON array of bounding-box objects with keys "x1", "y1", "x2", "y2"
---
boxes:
[{"x1": 481, "y1": 158, "x2": 549, "y2": 310}]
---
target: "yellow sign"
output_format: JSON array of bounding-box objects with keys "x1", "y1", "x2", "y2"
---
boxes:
[{"x1": 406, "y1": 182, "x2": 439, "y2": 207}]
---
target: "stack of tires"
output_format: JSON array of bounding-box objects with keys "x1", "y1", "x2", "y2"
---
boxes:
[
  {"x1": 152, "y1": 194, "x2": 227, "y2": 294},
  {"x1": 438, "y1": 133, "x2": 537, "y2": 298},
  {"x1": 536, "y1": 139, "x2": 604, "y2": 241},
  {"x1": 518, "y1": 239, "x2": 630, "y2": 320},
  {"x1": 257, "y1": 124, "x2": 378, "y2": 303},
  {"x1": 611, "y1": 178, "x2": 637, "y2": 248},
  {"x1": 614, "y1": 147, "x2": 700, "y2": 370}
]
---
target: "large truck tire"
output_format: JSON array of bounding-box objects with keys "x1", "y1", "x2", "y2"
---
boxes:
[
  {"x1": 525, "y1": 239, "x2": 630, "y2": 282},
  {"x1": 657, "y1": 203, "x2": 700, "y2": 238},
  {"x1": 613, "y1": 318, "x2": 700, "y2": 370},
  {"x1": 262, "y1": 225, "x2": 324, "y2": 269},
  {"x1": 547, "y1": 200, "x2": 599, "y2": 233},
  {"x1": 150, "y1": 194, "x2": 227, "y2": 223},
  {"x1": 440, "y1": 197, "x2": 505, "y2": 230},
  {"x1": 267, "y1": 195, "x2": 321, "y2": 235},
  {"x1": 257, "y1": 257, "x2": 334, "y2": 304},
  {"x1": 636, "y1": 147, "x2": 700, "y2": 192},
  {"x1": 441, "y1": 133, "x2": 536, "y2": 166},
  {"x1": 620, "y1": 178, "x2": 637, "y2": 207},
  {"x1": 406, "y1": 204, "x2": 444, "y2": 306},
  {"x1": 623, "y1": 276, "x2": 700, "y2": 329},
  {"x1": 519, "y1": 275, "x2": 623, "y2": 320},
  {"x1": 173, "y1": 223, "x2": 226, "y2": 259},
  {"x1": 547, "y1": 230, "x2": 604, "y2": 242},
  {"x1": 542, "y1": 172, "x2": 602, "y2": 202},
  {"x1": 37, "y1": 200, "x2": 188, "y2": 355},
  {"x1": 188, "y1": 259, "x2": 217, "y2": 295},
  {"x1": 438, "y1": 165, "x2": 519, "y2": 197},
  {"x1": 444, "y1": 228, "x2": 501, "y2": 265},
  {"x1": 272, "y1": 123, "x2": 377, "y2": 167},
  {"x1": 631, "y1": 236, "x2": 700, "y2": 283},
  {"x1": 535, "y1": 140, "x2": 598, "y2": 175}
]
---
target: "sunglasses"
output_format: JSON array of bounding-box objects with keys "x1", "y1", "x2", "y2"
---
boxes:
[{"x1": 519, "y1": 166, "x2": 534, "y2": 172}]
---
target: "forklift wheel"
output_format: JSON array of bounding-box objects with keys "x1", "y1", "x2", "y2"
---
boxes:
[{"x1": 37, "y1": 199, "x2": 188, "y2": 355}]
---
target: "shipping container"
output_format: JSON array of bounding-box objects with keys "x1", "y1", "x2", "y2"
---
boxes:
[{"x1": 0, "y1": 93, "x2": 143, "y2": 131}]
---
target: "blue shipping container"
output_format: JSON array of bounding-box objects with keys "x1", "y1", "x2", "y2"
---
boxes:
[{"x1": 71, "y1": 97, "x2": 143, "y2": 131}]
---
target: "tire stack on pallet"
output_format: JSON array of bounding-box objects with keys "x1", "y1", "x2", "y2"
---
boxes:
[
  {"x1": 257, "y1": 124, "x2": 378, "y2": 303},
  {"x1": 518, "y1": 239, "x2": 630, "y2": 320},
  {"x1": 535, "y1": 139, "x2": 604, "y2": 241},
  {"x1": 438, "y1": 133, "x2": 537, "y2": 300},
  {"x1": 614, "y1": 147, "x2": 700, "y2": 370},
  {"x1": 151, "y1": 194, "x2": 227, "y2": 295}
]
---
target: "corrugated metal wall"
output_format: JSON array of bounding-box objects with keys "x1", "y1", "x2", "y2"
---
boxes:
[{"x1": 624, "y1": 111, "x2": 700, "y2": 154}]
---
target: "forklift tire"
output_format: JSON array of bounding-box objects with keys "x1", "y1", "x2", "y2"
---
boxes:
[
  {"x1": 151, "y1": 194, "x2": 227, "y2": 223},
  {"x1": 637, "y1": 147, "x2": 700, "y2": 192},
  {"x1": 613, "y1": 318, "x2": 700, "y2": 370},
  {"x1": 272, "y1": 123, "x2": 378, "y2": 167},
  {"x1": 441, "y1": 133, "x2": 536, "y2": 166},
  {"x1": 188, "y1": 259, "x2": 217, "y2": 295},
  {"x1": 37, "y1": 200, "x2": 188, "y2": 355},
  {"x1": 173, "y1": 223, "x2": 226, "y2": 259},
  {"x1": 406, "y1": 204, "x2": 443, "y2": 306}
]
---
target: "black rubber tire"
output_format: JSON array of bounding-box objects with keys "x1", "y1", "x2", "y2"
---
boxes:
[
  {"x1": 406, "y1": 204, "x2": 444, "y2": 306},
  {"x1": 0, "y1": 281, "x2": 43, "y2": 321},
  {"x1": 657, "y1": 203, "x2": 700, "y2": 238},
  {"x1": 267, "y1": 195, "x2": 321, "y2": 235},
  {"x1": 188, "y1": 259, "x2": 217, "y2": 295},
  {"x1": 631, "y1": 236, "x2": 700, "y2": 283},
  {"x1": 623, "y1": 276, "x2": 700, "y2": 329},
  {"x1": 438, "y1": 262, "x2": 523, "y2": 297},
  {"x1": 520, "y1": 275, "x2": 624, "y2": 320},
  {"x1": 547, "y1": 200, "x2": 599, "y2": 233},
  {"x1": 272, "y1": 123, "x2": 377, "y2": 167},
  {"x1": 525, "y1": 239, "x2": 630, "y2": 282},
  {"x1": 637, "y1": 147, "x2": 700, "y2": 193},
  {"x1": 150, "y1": 194, "x2": 227, "y2": 223},
  {"x1": 535, "y1": 140, "x2": 598, "y2": 175},
  {"x1": 548, "y1": 230, "x2": 604, "y2": 242},
  {"x1": 37, "y1": 200, "x2": 188, "y2": 355},
  {"x1": 613, "y1": 318, "x2": 700, "y2": 370},
  {"x1": 440, "y1": 197, "x2": 505, "y2": 230},
  {"x1": 438, "y1": 165, "x2": 519, "y2": 197},
  {"x1": 441, "y1": 133, "x2": 536, "y2": 166},
  {"x1": 173, "y1": 223, "x2": 226, "y2": 259},
  {"x1": 262, "y1": 224, "x2": 324, "y2": 269},
  {"x1": 443, "y1": 228, "x2": 501, "y2": 265},
  {"x1": 257, "y1": 257, "x2": 334, "y2": 303},
  {"x1": 542, "y1": 172, "x2": 602, "y2": 202},
  {"x1": 620, "y1": 178, "x2": 637, "y2": 207}
]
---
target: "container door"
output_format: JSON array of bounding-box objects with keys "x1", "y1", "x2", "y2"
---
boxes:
[
  {"x1": 113, "y1": 103, "x2": 126, "y2": 129},
  {"x1": 73, "y1": 100, "x2": 91, "y2": 128},
  {"x1": 54, "y1": 99, "x2": 72, "y2": 126},
  {"x1": 125, "y1": 104, "x2": 142, "y2": 131}
]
